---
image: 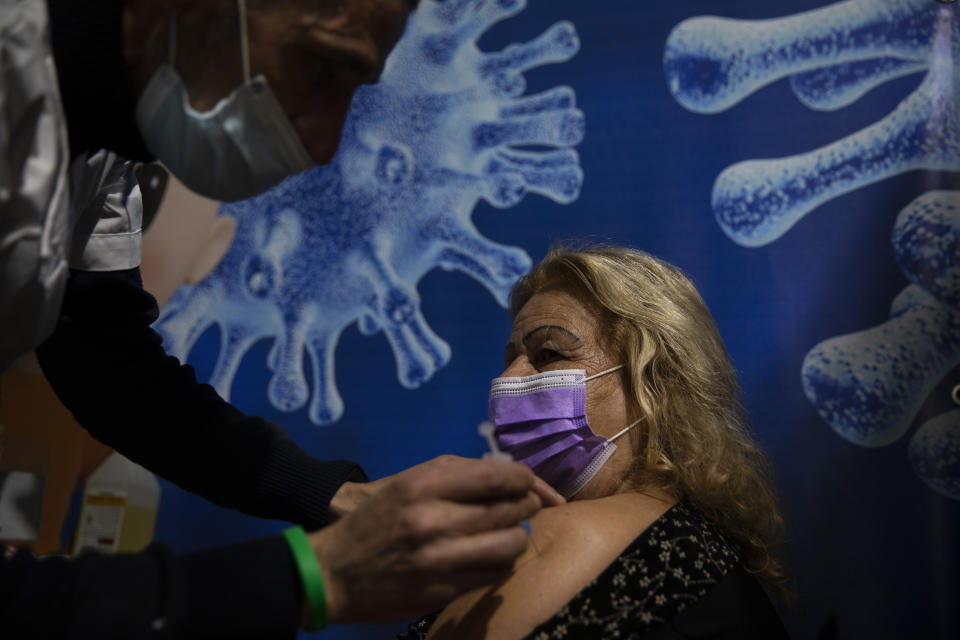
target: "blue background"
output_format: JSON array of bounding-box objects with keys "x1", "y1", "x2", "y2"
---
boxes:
[{"x1": 154, "y1": 1, "x2": 960, "y2": 638}]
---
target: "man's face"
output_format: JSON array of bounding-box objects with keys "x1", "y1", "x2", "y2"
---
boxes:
[
  {"x1": 248, "y1": 0, "x2": 415, "y2": 163},
  {"x1": 130, "y1": 0, "x2": 416, "y2": 167}
]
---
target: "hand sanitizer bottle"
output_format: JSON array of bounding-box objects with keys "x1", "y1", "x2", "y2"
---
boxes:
[{"x1": 74, "y1": 452, "x2": 160, "y2": 554}]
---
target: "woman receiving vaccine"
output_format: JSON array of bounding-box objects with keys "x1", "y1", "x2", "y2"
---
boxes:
[{"x1": 403, "y1": 245, "x2": 791, "y2": 640}]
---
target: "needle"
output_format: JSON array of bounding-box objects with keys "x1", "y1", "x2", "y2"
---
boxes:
[{"x1": 478, "y1": 421, "x2": 532, "y2": 537}]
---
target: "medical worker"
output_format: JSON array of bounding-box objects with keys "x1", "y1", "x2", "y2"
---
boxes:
[{"x1": 0, "y1": 0, "x2": 558, "y2": 637}]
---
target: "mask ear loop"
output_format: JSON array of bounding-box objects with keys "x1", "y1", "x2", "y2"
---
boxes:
[
  {"x1": 607, "y1": 416, "x2": 646, "y2": 443},
  {"x1": 561, "y1": 416, "x2": 647, "y2": 500},
  {"x1": 584, "y1": 364, "x2": 624, "y2": 382},
  {"x1": 238, "y1": 0, "x2": 251, "y2": 83}
]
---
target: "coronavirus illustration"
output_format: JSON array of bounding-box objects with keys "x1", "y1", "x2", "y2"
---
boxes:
[
  {"x1": 802, "y1": 284, "x2": 960, "y2": 448},
  {"x1": 155, "y1": 0, "x2": 584, "y2": 425},
  {"x1": 664, "y1": 1, "x2": 960, "y2": 498},
  {"x1": 803, "y1": 191, "x2": 960, "y2": 496},
  {"x1": 664, "y1": 0, "x2": 959, "y2": 247},
  {"x1": 909, "y1": 408, "x2": 960, "y2": 500},
  {"x1": 802, "y1": 191, "x2": 960, "y2": 447}
]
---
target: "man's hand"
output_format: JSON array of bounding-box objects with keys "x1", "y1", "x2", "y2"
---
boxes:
[
  {"x1": 308, "y1": 457, "x2": 553, "y2": 623},
  {"x1": 329, "y1": 455, "x2": 565, "y2": 520}
]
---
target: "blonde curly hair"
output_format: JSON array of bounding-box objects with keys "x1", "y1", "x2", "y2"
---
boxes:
[{"x1": 510, "y1": 244, "x2": 789, "y2": 594}]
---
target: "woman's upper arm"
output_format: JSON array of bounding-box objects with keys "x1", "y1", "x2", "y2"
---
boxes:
[{"x1": 427, "y1": 502, "x2": 634, "y2": 640}]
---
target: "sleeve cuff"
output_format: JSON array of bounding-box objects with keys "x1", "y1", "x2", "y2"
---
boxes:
[
  {"x1": 68, "y1": 152, "x2": 143, "y2": 271},
  {"x1": 71, "y1": 229, "x2": 142, "y2": 271},
  {"x1": 256, "y1": 441, "x2": 369, "y2": 530}
]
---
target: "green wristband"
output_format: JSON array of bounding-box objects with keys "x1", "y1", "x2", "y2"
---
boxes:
[{"x1": 283, "y1": 525, "x2": 329, "y2": 632}]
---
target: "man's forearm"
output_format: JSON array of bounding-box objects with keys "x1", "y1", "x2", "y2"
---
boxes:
[{"x1": 36, "y1": 268, "x2": 365, "y2": 528}]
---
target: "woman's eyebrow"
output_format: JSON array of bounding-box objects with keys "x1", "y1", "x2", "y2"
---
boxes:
[{"x1": 523, "y1": 325, "x2": 580, "y2": 344}]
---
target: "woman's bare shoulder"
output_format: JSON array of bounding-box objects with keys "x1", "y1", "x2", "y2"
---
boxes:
[
  {"x1": 426, "y1": 492, "x2": 675, "y2": 640},
  {"x1": 530, "y1": 492, "x2": 675, "y2": 551}
]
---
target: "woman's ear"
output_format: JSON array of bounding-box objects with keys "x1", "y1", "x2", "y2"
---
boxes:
[{"x1": 185, "y1": 215, "x2": 236, "y2": 285}]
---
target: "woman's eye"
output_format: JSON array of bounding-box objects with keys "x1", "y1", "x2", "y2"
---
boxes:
[{"x1": 534, "y1": 348, "x2": 561, "y2": 365}]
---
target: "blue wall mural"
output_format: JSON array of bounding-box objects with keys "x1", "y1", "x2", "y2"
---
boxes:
[
  {"x1": 155, "y1": 0, "x2": 584, "y2": 425},
  {"x1": 152, "y1": 1, "x2": 959, "y2": 638},
  {"x1": 665, "y1": 0, "x2": 958, "y2": 247},
  {"x1": 664, "y1": 0, "x2": 960, "y2": 500},
  {"x1": 804, "y1": 193, "x2": 960, "y2": 458}
]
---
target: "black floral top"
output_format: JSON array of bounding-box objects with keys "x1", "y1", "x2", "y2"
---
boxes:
[{"x1": 399, "y1": 502, "x2": 761, "y2": 640}]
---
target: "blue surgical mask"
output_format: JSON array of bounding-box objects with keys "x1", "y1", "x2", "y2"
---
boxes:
[{"x1": 134, "y1": 0, "x2": 312, "y2": 202}]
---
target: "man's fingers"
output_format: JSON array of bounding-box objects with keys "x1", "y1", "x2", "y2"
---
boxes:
[
  {"x1": 389, "y1": 455, "x2": 563, "y2": 506},
  {"x1": 420, "y1": 454, "x2": 467, "y2": 467},
  {"x1": 531, "y1": 475, "x2": 565, "y2": 507},
  {"x1": 391, "y1": 457, "x2": 536, "y2": 503},
  {"x1": 398, "y1": 492, "x2": 540, "y2": 541},
  {"x1": 414, "y1": 526, "x2": 530, "y2": 572}
]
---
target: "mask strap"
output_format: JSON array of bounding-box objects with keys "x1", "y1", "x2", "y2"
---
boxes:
[
  {"x1": 238, "y1": 0, "x2": 251, "y2": 83},
  {"x1": 168, "y1": 14, "x2": 177, "y2": 68},
  {"x1": 608, "y1": 416, "x2": 645, "y2": 443},
  {"x1": 584, "y1": 364, "x2": 624, "y2": 382}
]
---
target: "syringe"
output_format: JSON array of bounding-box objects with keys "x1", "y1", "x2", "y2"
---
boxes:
[
  {"x1": 478, "y1": 421, "x2": 531, "y2": 536},
  {"x1": 478, "y1": 420, "x2": 513, "y2": 461}
]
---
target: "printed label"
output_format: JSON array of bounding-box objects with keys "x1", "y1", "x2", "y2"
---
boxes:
[{"x1": 75, "y1": 491, "x2": 126, "y2": 553}]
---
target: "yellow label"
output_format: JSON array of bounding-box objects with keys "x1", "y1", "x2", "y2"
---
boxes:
[
  {"x1": 116, "y1": 505, "x2": 158, "y2": 553},
  {"x1": 86, "y1": 494, "x2": 127, "y2": 508}
]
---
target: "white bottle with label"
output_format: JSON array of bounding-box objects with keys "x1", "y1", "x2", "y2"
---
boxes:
[{"x1": 74, "y1": 452, "x2": 161, "y2": 554}]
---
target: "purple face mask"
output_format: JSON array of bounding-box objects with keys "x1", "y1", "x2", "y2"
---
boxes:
[{"x1": 488, "y1": 366, "x2": 642, "y2": 498}]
